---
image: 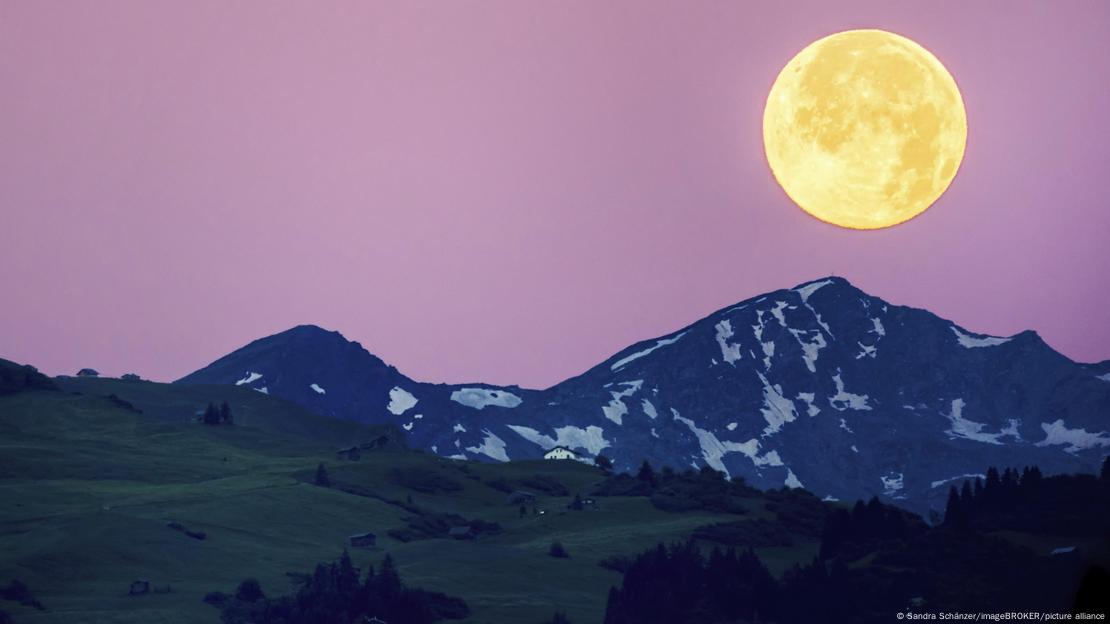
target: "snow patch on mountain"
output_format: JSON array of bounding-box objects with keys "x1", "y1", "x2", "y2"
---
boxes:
[
  {"x1": 450, "y1": 388, "x2": 522, "y2": 410},
  {"x1": 942, "y1": 399, "x2": 1023, "y2": 445},
  {"x1": 235, "y1": 372, "x2": 262, "y2": 386},
  {"x1": 641, "y1": 399, "x2": 658, "y2": 419},
  {"x1": 881, "y1": 472, "x2": 904, "y2": 497},
  {"x1": 770, "y1": 301, "x2": 789, "y2": 327},
  {"x1": 506, "y1": 424, "x2": 611, "y2": 455},
  {"x1": 602, "y1": 380, "x2": 643, "y2": 425},
  {"x1": 253, "y1": 387, "x2": 268, "y2": 394},
  {"x1": 797, "y1": 392, "x2": 820, "y2": 417},
  {"x1": 1034, "y1": 420, "x2": 1110, "y2": 453},
  {"x1": 795, "y1": 282, "x2": 834, "y2": 335},
  {"x1": 829, "y1": 373, "x2": 871, "y2": 411},
  {"x1": 757, "y1": 372, "x2": 798, "y2": 435},
  {"x1": 611, "y1": 332, "x2": 687, "y2": 370},
  {"x1": 790, "y1": 328, "x2": 827, "y2": 372},
  {"x1": 856, "y1": 342, "x2": 877, "y2": 359},
  {"x1": 1096, "y1": 373, "x2": 1110, "y2": 382},
  {"x1": 839, "y1": 418, "x2": 854, "y2": 433},
  {"x1": 760, "y1": 340, "x2": 775, "y2": 370},
  {"x1": 453, "y1": 423, "x2": 466, "y2": 433},
  {"x1": 715, "y1": 320, "x2": 743, "y2": 365},
  {"x1": 671, "y1": 409, "x2": 783, "y2": 475},
  {"x1": 386, "y1": 387, "x2": 418, "y2": 415},
  {"x1": 951, "y1": 326, "x2": 1011, "y2": 348},
  {"x1": 930, "y1": 473, "x2": 985, "y2": 489},
  {"x1": 795, "y1": 279, "x2": 833, "y2": 302},
  {"x1": 784, "y1": 469, "x2": 804, "y2": 489},
  {"x1": 871, "y1": 317, "x2": 886, "y2": 337},
  {"x1": 465, "y1": 430, "x2": 510, "y2": 462},
  {"x1": 310, "y1": 383, "x2": 326, "y2": 394}
]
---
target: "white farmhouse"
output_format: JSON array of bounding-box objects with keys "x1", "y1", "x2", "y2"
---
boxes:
[{"x1": 543, "y1": 445, "x2": 580, "y2": 461}]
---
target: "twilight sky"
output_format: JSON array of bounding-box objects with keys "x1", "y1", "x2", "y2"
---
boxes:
[{"x1": 2, "y1": 1, "x2": 1109, "y2": 388}]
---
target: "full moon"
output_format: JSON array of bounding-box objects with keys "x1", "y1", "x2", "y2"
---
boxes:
[{"x1": 763, "y1": 30, "x2": 967, "y2": 229}]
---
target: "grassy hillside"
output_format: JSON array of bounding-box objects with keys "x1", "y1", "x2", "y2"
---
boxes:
[{"x1": 0, "y1": 378, "x2": 818, "y2": 624}]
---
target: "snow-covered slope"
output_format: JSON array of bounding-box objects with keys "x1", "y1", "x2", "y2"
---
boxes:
[{"x1": 177, "y1": 278, "x2": 1110, "y2": 512}]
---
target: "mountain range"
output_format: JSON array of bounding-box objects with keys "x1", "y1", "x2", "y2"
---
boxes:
[{"x1": 177, "y1": 277, "x2": 1110, "y2": 512}]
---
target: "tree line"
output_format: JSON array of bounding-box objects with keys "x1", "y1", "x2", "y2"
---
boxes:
[
  {"x1": 208, "y1": 551, "x2": 467, "y2": 624},
  {"x1": 602, "y1": 462, "x2": 1110, "y2": 623},
  {"x1": 202, "y1": 401, "x2": 234, "y2": 426}
]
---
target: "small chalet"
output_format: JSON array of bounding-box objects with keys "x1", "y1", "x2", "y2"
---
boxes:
[
  {"x1": 448, "y1": 525, "x2": 476, "y2": 540},
  {"x1": 129, "y1": 579, "x2": 150, "y2": 595},
  {"x1": 348, "y1": 532, "x2": 377, "y2": 548},
  {"x1": 506, "y1": 490, "x2": 537, "y2": 505},
  {"x1": 543, "y1": 446, "x2": 579, "y2": 461}
]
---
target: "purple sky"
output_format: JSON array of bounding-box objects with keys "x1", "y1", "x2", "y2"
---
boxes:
[{"x1": 2, "y1": 1, "x2": 1109, "y2": 388}]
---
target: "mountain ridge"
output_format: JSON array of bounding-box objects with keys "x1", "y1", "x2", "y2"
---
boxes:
[{"x1": 175, "y1": 276, "x2": 1110, "y2": 513}]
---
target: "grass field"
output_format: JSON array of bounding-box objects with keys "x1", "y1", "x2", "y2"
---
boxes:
[{"x1": 0, "y1": 379, "x2": 820, "y2": 624}]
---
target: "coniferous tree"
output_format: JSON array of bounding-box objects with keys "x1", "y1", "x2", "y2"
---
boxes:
[
  {"x1": 336, "y1": 549, "x2": 359, "y2": 597},
  {"x1": 203, "y1": 403, "x2": 221, "y2": 425},
  {"x1": 594, "y1": 455, "x2": 614, "y2": 472},
  {"x1": 376, "y1": 554, "x2": 402, "y2": 599},
  {"x1": 636, "y1": 461, "x2": 656, "y2": 487},
  {"x1": 960, "y1": 479, "x2": 974, "y2": 515},
  {"x1": 219, "y1": 401, "x2": 233, "y2": 425},
  {"x1": 985, "y1": 466, "x2": 1001, "y2": 496},
  {"x1": 1101, "y1": 456, "x2": 1109, "y2": 482},
  {"x1": 1026, "y1": 465, "x2": 1043, "y2": 484}
]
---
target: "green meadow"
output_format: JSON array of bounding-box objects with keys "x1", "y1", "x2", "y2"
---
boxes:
[{"x1": 0, "y1": 377, "x2": 819, "y2": 624}]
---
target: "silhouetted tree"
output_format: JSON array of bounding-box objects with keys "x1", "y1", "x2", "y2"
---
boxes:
[
  {"x1": 376, "y1": 554, "x2": 402, "y2": 599},
  {"x1": 944, "y1": 486, "x2": 963, "y2": 527},
  {"x1": 235, "y1": 578, "x2": 265, "y2": 602},
  {"x1": 214, "y1": 551, "x2": 467, "y2": 624},
  {"x1": 543, "y1": 612, "x2": 572, "y2": 624},
  {"x1": 594, "y1": 455, "x2": 613, "y2": 472},
  {"x1": 314, "y1": 463, "x2": 330, "y2": 487},
  {"x1": 1101, "y1": 456, "x2": 1110, "y2": 482},
  {"x1": 219, "y1": 401, "x2": 233, "y2": 425},
  {"x1": 203, "y1": 403, "x2": 220, "y2": 425},
  {"x1": 549, "y1": 542, "x2": 570, "y2": 558},
  {"x1": 960, "y1": 480, "x2": 974, "y2": 512},
  {"x1": 636, "y1": 461, "x2": 656, "y2": 487}
]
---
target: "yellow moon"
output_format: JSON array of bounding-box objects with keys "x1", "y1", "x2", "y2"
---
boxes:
[{"x1": 763, "y1": 30, "x2": 967, "y2": 229}]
